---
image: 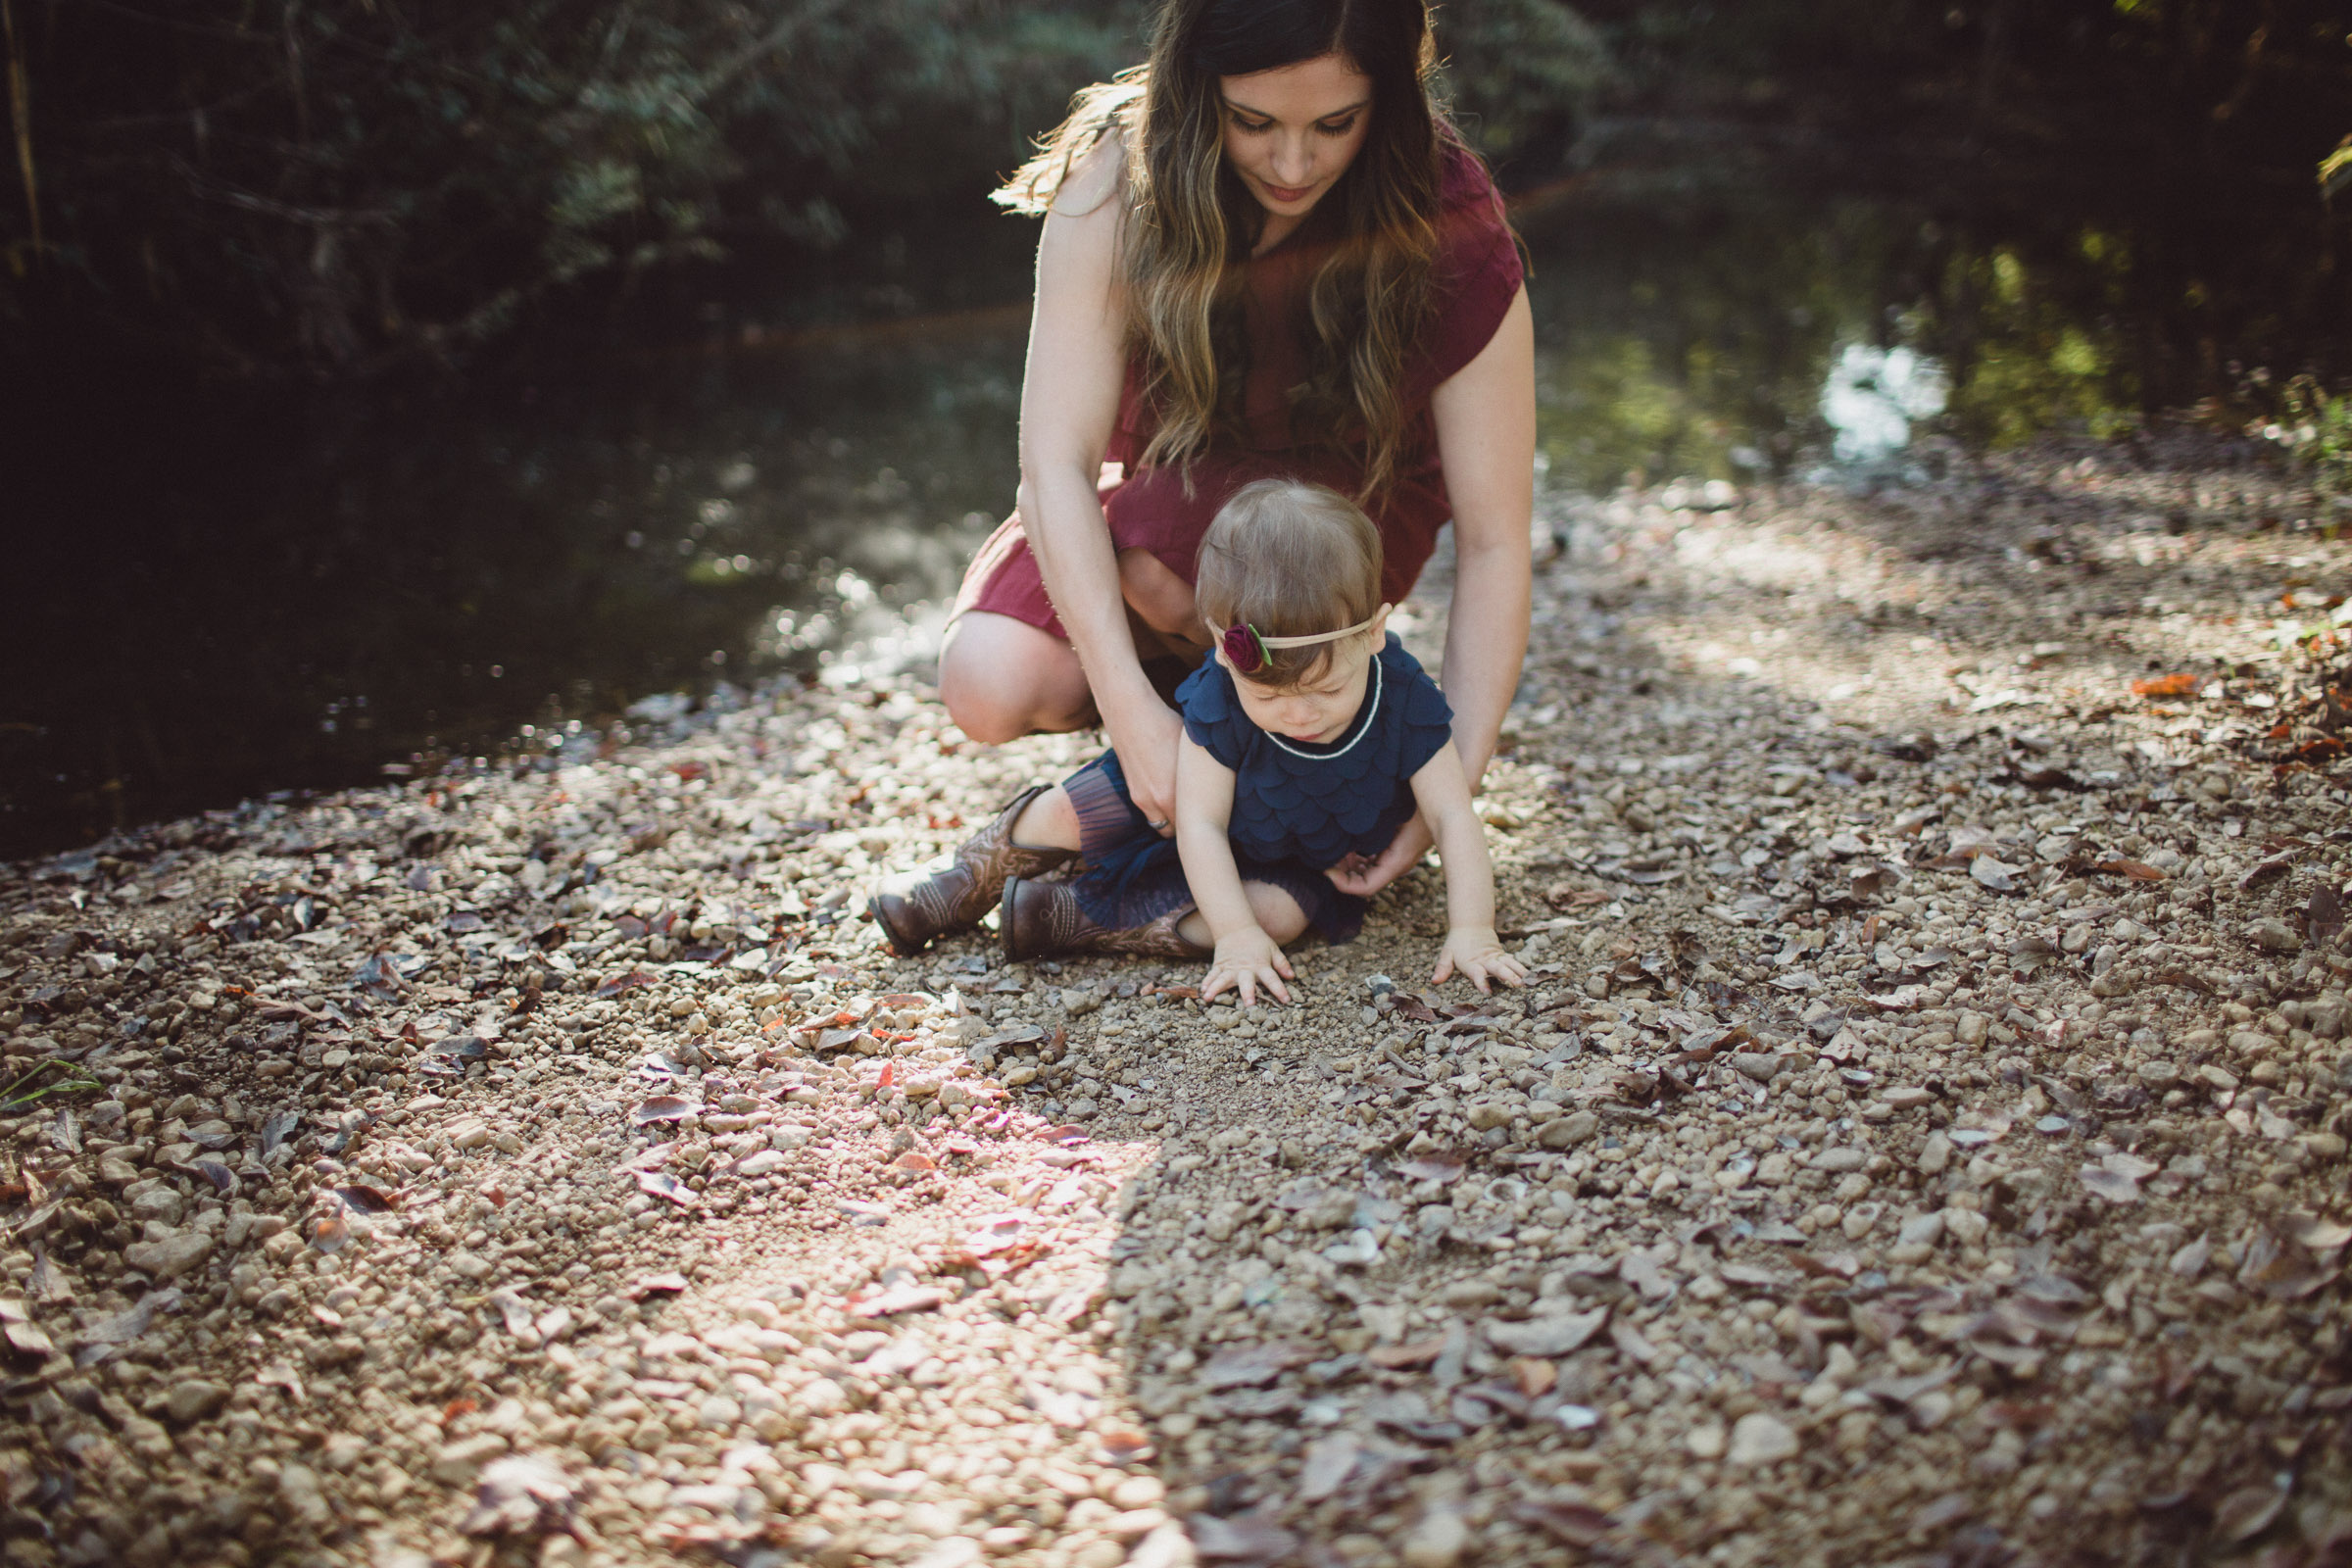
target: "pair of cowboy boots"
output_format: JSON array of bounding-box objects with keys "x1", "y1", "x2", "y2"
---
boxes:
[{"x1": 866, "y1": 785, "x2": 1205, "y2": 961}]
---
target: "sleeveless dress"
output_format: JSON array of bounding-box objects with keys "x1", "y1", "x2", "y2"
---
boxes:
[
  {"x1": 1059, "y1": 634, "x2": 1454, "y2": 943},
  {"x1": 955, "y1": 140, "x2": 1524, "y2": 631}
]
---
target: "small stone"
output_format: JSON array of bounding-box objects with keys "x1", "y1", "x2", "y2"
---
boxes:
[
  {"x1": 1400, "y1": 1503, "x2": 1472, "y2": 1568},
  {"x1": 734, "y1": 1151, "x2": 787, "y2": 1178},
  {"x1": 1111, "y1": 1475, "x2": 1165, "y2": 1509},
  {"x1": 1955, "y1": 1010, "x2": 1989, "y2": 1046},
  {"x1": 1485, "y1": 1307, "x2": 1608, "y2": 1358},
  {"x1": 1883, "y1": 1086, "x2": 1933, "y2": 1109},
  {"x1": 122, "y1": 1227, "x2": 213, "y2": 1280},
  {"x1": 2244, "y1": 917, "x2": 2301, "y2": 953},
  {"x1": 1466, "y1": 1101, "x2": 1515, "y2": 1131},
  {"x1": 449, "y1": 1120, "x2": 493, "y2": 1151},
  {"x1": 1897, "y1": 1211, "x2": 1946, "y2": 1247},
  {"x1": 1811, "y1": 1148, "x2": 1867, "y2": 1173},
  {"x1": 432, "y1": 1432, "x2": 511, "y2": 1487},
  {"x1": 1727, "y1": 1412, "x2": 1798, "y2": 1466},
  {"x1": 1731, "y1": 1054, "x2": 1784, "y2": 1083},
  {"x1": 447, "y1": 1251, "x2": 494, "y2": 1282},
  {"x1": 278, "y1": 1462, "x2": 331, "y2": 1529},
  {"x1": 1687, "y1": 1420, "x2": 1727, "y2": 1460},
  {"x1": 164, "y1": 1379, "x2": 230, "y2": 1424},
  {"x1": 2136, "y1": 1061, "x2": 2180, "y2": 1088},
  {"x1": 1538, "y1": 1110, "x2": 1599, "y2": 1150}
]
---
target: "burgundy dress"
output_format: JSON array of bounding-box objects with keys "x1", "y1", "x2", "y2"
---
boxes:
[{"x1": 955, "y1": 141, "x2": 1524, "y2": 630}]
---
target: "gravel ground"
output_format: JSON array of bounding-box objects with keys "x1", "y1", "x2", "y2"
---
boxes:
[{"x1": 3, "y1": 427, "x2": 2350, "y2": 1568}]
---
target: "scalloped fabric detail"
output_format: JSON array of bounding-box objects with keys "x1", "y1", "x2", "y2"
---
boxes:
[{"x1": 1176, "y1": 635, "x2": 1453, "y2": 871}]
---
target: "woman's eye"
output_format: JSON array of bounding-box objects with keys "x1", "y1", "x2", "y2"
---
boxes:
[
  {"x1": 1229, "y1": 115, "x2": 1271, "y2": 133},
  {"x1": 1317, "y1": 118, "x2": 1358, "y2": 136}
]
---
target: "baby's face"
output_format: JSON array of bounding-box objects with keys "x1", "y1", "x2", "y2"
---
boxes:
[{"x1": 1221, "y1": 632, "x2": 1381, "y2": 745}]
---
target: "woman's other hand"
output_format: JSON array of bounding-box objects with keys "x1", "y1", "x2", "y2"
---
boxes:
[{"x1": 1323, "y1": 812, "x2": 1434, "y2": 897}]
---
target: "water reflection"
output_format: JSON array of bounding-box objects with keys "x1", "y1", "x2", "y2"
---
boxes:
[
  {"x1": 1821, "y1": 344, "x2": 1949, "y2": 465},
  {"x1": 1, "y1": 314, "x2": 1029, "y2": 855}
]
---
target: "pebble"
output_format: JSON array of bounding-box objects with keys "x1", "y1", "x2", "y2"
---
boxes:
[
  {"x1": 122, "y1": 1228, "x2": 212, "y2": 1279},
  {"x1": 2244, "y1": 917, "x2": 2301, "y2": 952},
  {"x1": 1486, "y1": 1308, "x2": 1609, "y2": 1358},
  {"x1": 432, "y1": 1434, "x2": 511, "y2": 1487},
  {"x1": 1538, "y1": 1110, "x2": 1599, "y2": 1149},
  {"x1": 1401, "y1": 1503, "x2": 1473, "y2": 1568},
  {"x1": 164, "y1": 1379, "x2": 230, "y2": 1423},
  {"x1": 1727, "y1": 1413, "x2": 1799, "y2": 1467}
]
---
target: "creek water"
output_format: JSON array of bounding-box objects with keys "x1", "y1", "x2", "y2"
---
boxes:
[{"x1": 4, "y1": 150, "x2": 2342, "y2": 858}]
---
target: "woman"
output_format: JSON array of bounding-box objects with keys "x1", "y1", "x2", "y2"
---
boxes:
[{"x1": 894, "y1": 0, "x2": 1533, "y2": 950}]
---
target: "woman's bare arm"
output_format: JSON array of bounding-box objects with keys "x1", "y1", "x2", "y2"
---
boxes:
[
  {"x1": 1015, "y1": 138, "x2": 1187, "y2": 825},
  {"x1": 1431, "y1": 284, "x2": 1536, "y2": 789},
  {"x1": 1326, "y1": 284, "x2": 1536, "y2": 897}
]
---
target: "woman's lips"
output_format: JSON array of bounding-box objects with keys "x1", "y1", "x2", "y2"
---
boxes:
[{"x1": 1260, "y1": 180, "x2": 1315, "y2": 203}]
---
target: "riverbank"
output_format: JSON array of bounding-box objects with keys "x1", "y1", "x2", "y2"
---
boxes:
[{"x1": 2, "y1": 427, "x2": 2348, "y2": 1568}]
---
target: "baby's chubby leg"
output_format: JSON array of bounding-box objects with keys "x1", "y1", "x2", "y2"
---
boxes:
[{"x1": 1177, "y1": 882, "x2": 1306, "y2": 952}]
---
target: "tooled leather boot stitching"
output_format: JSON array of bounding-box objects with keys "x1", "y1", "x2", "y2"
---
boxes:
[
  {"x1": 867, "y1": 784, "x2": 1072, "y2": 953},
  {"x1": 1001, "y1": 875, "x2": 1209, "y2": 962}
]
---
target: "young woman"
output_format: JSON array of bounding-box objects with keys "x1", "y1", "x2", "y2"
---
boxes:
[{"x1": 931, "y1": 0, "x2": 1535, "y2": 919}]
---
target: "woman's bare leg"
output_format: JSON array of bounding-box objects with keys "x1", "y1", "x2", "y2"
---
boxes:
[
  {"x1": 942, "y1": 555, "x2": 1203, "y2": 743},
  {"x1": 938, "y1": 612, "x2": 1096, "y2": 743},
  {"x1": 1118, "y1": 548, "x2": 1210, "y2": 661},
  {"x1": 1177, "y1": 882, "x2": 1308, "y2": 950}
]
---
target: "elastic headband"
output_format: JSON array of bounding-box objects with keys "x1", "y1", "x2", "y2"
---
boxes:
[{"x1": 1216, "y1": 605, "x2": 1388, "y2": 676}]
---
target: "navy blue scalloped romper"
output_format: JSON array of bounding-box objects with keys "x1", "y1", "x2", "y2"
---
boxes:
[{"x1": 1057, "y1": 634, "x2": 1455, "y2": 944}]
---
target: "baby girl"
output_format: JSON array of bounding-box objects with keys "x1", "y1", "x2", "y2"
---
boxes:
[{"x1": 871, "y1": 479, "x2": 1526, "y2": 1003}]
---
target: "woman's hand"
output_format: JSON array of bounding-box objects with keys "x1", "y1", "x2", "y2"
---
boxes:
[
  {"x1": 1203, "y1": 924, "x2": 1294, "y2": 1006},
  {"x1": 1433, "y1": 926, "x2": 1527, "y2": 993},
  {"x1": 1324, "y1": 812, "x2": 1434, "y2": 897}
]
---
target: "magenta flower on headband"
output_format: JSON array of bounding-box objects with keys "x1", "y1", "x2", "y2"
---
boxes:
[{"x1": 1222, "y1": 622, "x2": 1268, "y2": 675}]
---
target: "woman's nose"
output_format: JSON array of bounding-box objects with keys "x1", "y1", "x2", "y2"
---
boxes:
[{"x1": 1270, "y1": 134, "x2": 1313, "y2": 185}]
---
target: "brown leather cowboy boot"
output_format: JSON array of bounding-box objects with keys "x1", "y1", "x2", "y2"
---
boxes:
[
  {"x1": 1001, "y1": 876, "x2": 1210, "y2": 962},
  {"x1": 867, "y1": 784, "x2": 1073, "y2": 954}
]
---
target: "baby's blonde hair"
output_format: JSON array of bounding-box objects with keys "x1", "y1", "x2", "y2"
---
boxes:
[{"x1": 1195, "y1": 480, "x2": 1384, "y2": 688}]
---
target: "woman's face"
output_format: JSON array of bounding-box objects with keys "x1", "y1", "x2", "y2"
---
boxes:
[{"x1": 1217, "y1": 52, "x2": 1375, "y2": 220}]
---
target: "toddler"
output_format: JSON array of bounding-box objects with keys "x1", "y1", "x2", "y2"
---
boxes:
[{"x1": 871, "y1": 479, "x2": 1526, "y2": 1003}]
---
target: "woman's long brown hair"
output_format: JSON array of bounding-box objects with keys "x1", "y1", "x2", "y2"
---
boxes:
[{"x1": 996, "y1": 0, "x2": 1452, "y2": 503}]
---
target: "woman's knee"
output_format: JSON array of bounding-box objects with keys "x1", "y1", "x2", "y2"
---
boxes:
[{"x1": 939, "y1": 613, "x2": 1092, "y2": 742}]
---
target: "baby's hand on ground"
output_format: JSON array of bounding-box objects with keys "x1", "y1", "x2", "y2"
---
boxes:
[
  {"x1": 1432, "y1": 927, "x2": 1529, "y2": 994},
  {"x1": 1203, "y1": 926, "x2": 1293, "y2": 1006}
]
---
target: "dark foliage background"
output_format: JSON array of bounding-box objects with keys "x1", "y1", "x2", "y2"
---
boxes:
[{"x1": 6, "y1": 0, "x2": 2343, "y2": 377}]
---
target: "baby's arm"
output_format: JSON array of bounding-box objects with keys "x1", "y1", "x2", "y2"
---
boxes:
[
  {"x1": 1175, "y1": 735, "x2": 1293, "y2": 1005},
  {"x1": 1408, "y1": 743, "x2": 1529, "y2": 993}
]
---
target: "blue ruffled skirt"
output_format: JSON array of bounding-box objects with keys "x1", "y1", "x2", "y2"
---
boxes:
[{"x1": 1061, "y1": 754, "x2": 1366, "y2": 944}]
